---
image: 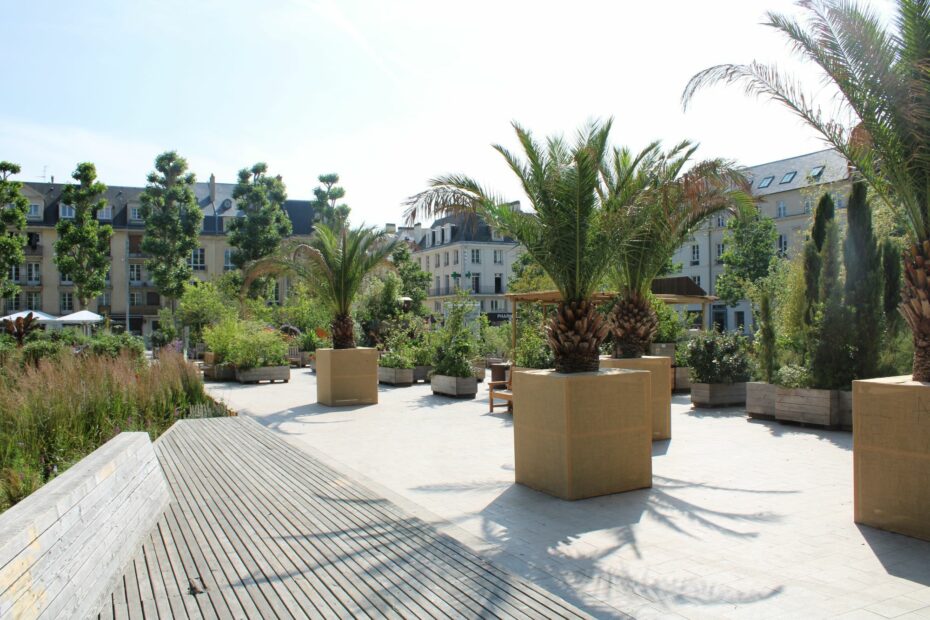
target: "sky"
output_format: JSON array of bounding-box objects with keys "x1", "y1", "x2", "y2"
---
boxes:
[{"x1": 0, "y1": 0, "x2": 895, "y2": 227}]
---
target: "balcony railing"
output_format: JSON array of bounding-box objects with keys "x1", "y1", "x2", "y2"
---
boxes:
[
  {"x1": 24, "y1": 244, "x2": 42, "y2": 257},
  {"x1": 130, "y1": 304, "x2": 162, "y2": 316},
  {"x1": 429, "y1": 285, "x2": 507, "y2": 297}
]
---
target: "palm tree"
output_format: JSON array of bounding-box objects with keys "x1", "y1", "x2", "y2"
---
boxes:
[
  {"x1": 243, "y1": 223, "x2": 396, "y2": 348},
  {"x1": 682, "y1": 0, "x2": 930, "y2": 381},
  {"x1": 404, "y1": 120, "x2": 616, "y2": 373},
  {"x1": 603, "y1": 142, "x2": 754, "y2": 358}
]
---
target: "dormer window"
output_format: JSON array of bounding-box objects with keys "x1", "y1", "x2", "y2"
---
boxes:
[
  {"x1": 97, "y1": 205, "x2": 113, "y2": 220},
  {"x1": 59, "y1": 203, "x2": 75, "y2": 219},
  {"x1": 810, "y1": 165, "x2": 825, "y2": 179},
  {"x1": 130, "y1": 206, "x2": 143, "y2": 221},
  {"x1": 27, "y1": 203, "x2": 41, "y2": 219},
  {"x1": 780, "y1": 171, "x2": 797, "y2": 184},
  {"x1": 758, "y1": 176, "x2": 774, "y2": 189}
]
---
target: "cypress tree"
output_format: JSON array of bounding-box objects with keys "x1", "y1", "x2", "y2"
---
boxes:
[
  {"x1": 843, "y1": 181, "x2": 881, "y2": 378},
  {"x1": 881, "y1": 238, "x2": 902, "y2": 330},
  {"x1": 811, "y1": 192, "x2": 835, "y2": 252},
  {"x1": 811, "y1": 221, "x2": 855, "y2": 389}
]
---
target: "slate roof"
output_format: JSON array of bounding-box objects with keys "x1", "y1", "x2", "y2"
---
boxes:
[{"x1": 743, "y1": 148, "x2": 849, "y2": 197}]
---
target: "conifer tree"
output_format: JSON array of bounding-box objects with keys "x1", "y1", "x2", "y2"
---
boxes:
[
  {"x1": 811, "y1": 220, "x2": 855, "y2": 389},
  {"x1": 0, "y1": 162, "x2": 29, "y2": 300},
  {"x1": 311, "y1": 173, "x2": 350, "y2": 230},
  {"x1": 227, "y1": 163, "x2": 292, "y2": 268},
  {"x1": 140, "y1": 152, "x2": 203, "y2": 305},
  {"x1": 881, "y1": 238, "x2": 902, "y2": 330},
  {"x1": 843, "y1": 181, "x2": 881, "y2": 378},
  {"x1": 811, "y1": 193, "x2": 835, "y2": 252},
  {"x1": 54, "y1": 163, "x2": 113, "y2": 309}
]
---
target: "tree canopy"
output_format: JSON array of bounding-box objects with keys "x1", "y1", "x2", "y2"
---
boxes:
[
  {"x1": 0, "y1": 162, "x2": 29, "y2": 300},
  {"x1": 227, "y1": 163, "x2": 292, "y2": 268}
]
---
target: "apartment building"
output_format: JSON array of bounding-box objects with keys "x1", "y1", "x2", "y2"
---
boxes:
[
  {"x1": 4, "y1": 176, "x2": 313, "y2": 336},
  {"x1": 669, "y1": 148, "x2": 851, "y2": 332},
  {"x1": 408, "y1": 213, "x2": 522, "y2": 323}
]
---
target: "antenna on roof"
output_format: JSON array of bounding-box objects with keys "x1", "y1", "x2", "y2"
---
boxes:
[{"x1": 40, "y1": 166, "x2": 47, "y2": 182}]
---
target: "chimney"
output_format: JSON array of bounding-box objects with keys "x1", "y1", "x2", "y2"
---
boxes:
[
  {"x1": 209, "y1": 173, "x2": 216, "y2": 204},
  {"x1": 413, "y1": 222, "x2": 422, "y2": 243},
  {"x1": 385, "y1": 223, "x2": 397, "y2": 234}
]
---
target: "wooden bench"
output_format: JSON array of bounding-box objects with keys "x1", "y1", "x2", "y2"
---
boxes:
[
  {"x1": 0, "y1": 433, "x2": 169, "y2": 618},
  {"x1": 286, "y1": 344, "x2": 305, "y2": 368},
  {"x1": 489, "y1": 377, "x2": 513, "y2": 412}
]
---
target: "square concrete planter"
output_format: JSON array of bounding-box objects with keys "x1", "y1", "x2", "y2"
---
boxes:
[
  {"x1": 775, "y1": 387, "x2": 849, "y2": 427},
  {"x1": 413, "y1": 365, "x2": 432, "y2": 383},
  {"x1": 600, "y1": 356, "x2": 672, "y2": 440},
  {"x1": 316, "y1": 347, "x2": 379, "y2": 406},
  {"x1": 431, "y1": 374, "x2": 478, "y2": 398},
  {"x1": 378, "y1": 366, "x2": 414, "y2": 386},
  {"x1": 746, "y1": 382, "x2": 776, "y2": 419},
  {"x1": 691, "y1": 382, "x2": 746, "y2": 408},
  {"x1": 649, "y1": 342, "x2": 676, "y2": 361},
  {"x1": 674, "y1": 367, "x2": 691, "y2": 392},
  {"x1": 853, "y1": 376, "x2": 930, "y2": 542},
  {"x1": 235, "y1": 365, "x2": 290, "y2": 384},
  {"x1": 512, "y1": 368, "x2": 652, "y2": 501}
]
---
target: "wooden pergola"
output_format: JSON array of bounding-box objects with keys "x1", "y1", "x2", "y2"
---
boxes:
[{"x1": 503, "y1": 290, "x2": 717, "y2": 354}]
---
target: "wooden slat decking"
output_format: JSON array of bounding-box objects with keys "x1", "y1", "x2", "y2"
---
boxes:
[{"x1": 99, "y1": 417, "x2": 589, "y2": 619}]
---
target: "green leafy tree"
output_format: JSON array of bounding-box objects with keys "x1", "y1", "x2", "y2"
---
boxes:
[
  {"x1": 311, "y1": 173, "x2": 350, "y2": 230},
  {"x1": 683, "y1": 0, "x2": 930, "y2": 380},
  {"x1": 177, "y1": 281, "x2": 235, "y2": 344},
  {"x1": 391, "y1": 243, "x2": 431, "y2": 316},
  {"x1": 405, "y1": 120, "x2": 616, "y2": 373},
  {"x1": 0, "y1": 162, "x2": 29, "y2": 300},
  {"x1": 243, "y1": 224, "x2": 397, "y2": 348},
  {"x1": 139, "y1": 152, "x2": 203, "y2": 305},
  {"x1": 228, "y1": 163, "x2": 292, "y2": 268},
  {"x1": 54, "y1": 163, "x2": 113, "y2": 309},
  {"x1": 844, "y1": 181, "x2": 882, "y2": 379},
  {"x1": 715, "y1": 211, "x2": 778, "y2": 306}
]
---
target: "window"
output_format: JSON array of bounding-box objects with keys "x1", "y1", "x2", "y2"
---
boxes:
[
  {"x1": 493, "y1": 249, "x2": 504, "y2": 264},
  {"x1": 430, "y1": 230, "x2": 436, "y2": 246},
  {"x1": 690, "y1": 244, "x2": 700, "y2": 266},
  {"x1": 434, "y1": 301, "x2": 441, "y2": 312},
  {"x1": 453, "y1": 250, "x2": 459, "y2": 265},
  {"x1": 735, "y1": 310, "x2": 746, "y2": 331},
  {"x1": 444, "y1": 274, "x2": 450, "y2": 292},
  {"x1": 98, "y1": 291, "x2": 111, "y2": 307},
  {"x1": 60, "y1": 270, "x2": 73, "y2": 285},
  {"x1": 189, "y1": 248, "x2": 205, "y2": 271},
  {"x1": 60, "y1": 292, "x2": 74, "y2": 313},
  {"x1": 9, "y1": 264, "x2": 19, "y2": 283},
  {"x1": 776, "y1": 201, "x2": 787, "y2": 218},
  {"x1": 434, "y1": 275, "x2": 440, "y2": 291},
  {"x1": 716, "y1": 215, "x2": 726, "y2": 228},
  {"x1": 780, "y1": 171, "x2": 797, "y2": 184},
  {"x1": 494, "y1": 273, "x2": 503, "y2": 294},
  {"x1": 27, "y1": 203, "x2": 41, "y2": 219},
  {"x1": 224, "y1": 248, "x2": 235, "y2": 270},
  {"x1": 25, "y1": 291, "x2": 40, "y2": 310},
  {"x1": 433, "y1": 254, "x2": 439, "y2": 268},
  {"x1": 691, "y1": 275, "x2": 701, "y2": 288},
  {"x1": 417, "y1": 257, "x2": 422, "y2": 269},
  {"x1": 443, "y1": 252, "x2": 449, "y2": 266},
  {"x1": 491, "y1": 229, "x2": 503, "y2": 241},
  {"x1": 26, "y1": 263, "x2": 40, "y2": 284},
  {"x1": 59, "y1": 203, "x2": 75, "y2": 219},
  {"x1": 129, "y1": 291, "x2": 142, "y2": 306},
  {"x1": 810, "y1": 165, "x2": 825, "y2": 179},
  {"x1": 804, "y1": 198, "x2": 812, "y2": 214},
  {"x1": 834, "y1": 194, "x2": 845, "y2": 209},
  {"x1": 471, "y1": 249, "x2": 481, "y2": 264},
  {"x1": 777, "y1": 234, "x2": 788, "y2": 257},
  {"x1": 758, "y1": 176, "x2": 774, "y2": 188},
  {"x1": 479, "y1": 299, "x2": 485, "y2": 312},
  {"x1": 130, "y1": 206, "x2": 143, "y2": 221},
  {"x1": 129, "y1": 263, "x2": 142, "y2": 283},
  {"x1": 490, "y1": 299, "x2": 500, "y2": 311},
  {"x1": 4, "y1": 294, "x2": 20, "y2": 312},
  {"x1": 716, "y1": 243, "x2": 726, "y2": 264},
  {"x1": 97, "y1": 205, "x2": 113, "y2": 220},
  {"x1": 471, "y1": 274, "x2": 480, "y2": 293}
]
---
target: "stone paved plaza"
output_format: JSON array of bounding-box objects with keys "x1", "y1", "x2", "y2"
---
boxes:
[{"x1": 206, "y1": 370, "x2": 930, "y2": 619}]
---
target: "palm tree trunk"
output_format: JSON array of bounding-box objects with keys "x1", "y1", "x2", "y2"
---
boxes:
[
  {"x1": 331, "y1": 313, "x2": 356, "y2": 349},
  {"x1": 901, "y1": 241, "x2": 930, "y2": 381},
  {"x1": 546, "y1": 300, "x2": 609, "y2": 373},
  {"x1": 608, "y1": 292, "x2": 658, "y2": 359}
]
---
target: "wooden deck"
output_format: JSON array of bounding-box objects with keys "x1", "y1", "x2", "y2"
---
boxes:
[{"x1": 99, "y1": 417, "x2": 588, "y2": 619}]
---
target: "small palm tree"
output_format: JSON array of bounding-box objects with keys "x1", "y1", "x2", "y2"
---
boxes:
[
  {"x1": 244, "y1": 223, "x2": 396, "y2": 348},
  {"x1": 682, "y1": 0, "x2": 930, "y2": 381},
  {"x1": 405, "y1": 120, "x2": 615, "y2": 373},
  {"x1": 603, "y1": 142, "x2": 753, "y2": 358}
]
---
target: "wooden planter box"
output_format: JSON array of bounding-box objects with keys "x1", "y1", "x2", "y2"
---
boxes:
[
  {"x1": 316, "y1": 348, "x2": 378, "y2": 406},
  {"x1": 691, "y1": 382, "x2": 746, "y2": 408},
  {"x1": 378, "y1": 366, "x2": 414, "y2": 386},
  {"x1": 203, "y1": 351, "x2": 216, "y2": 366},
  {"x1": 235, "y1": 365, "x2": 290, "y2": 384},
  {"x1": 413, "y1": 365, "x2": 432, "y2": 383},
  {"x1": 775, "y1": 387, "x2": 850, "y2": 427},
  {"x1": 854, "y1": 376, "x2": 930, "y2": 541},
  {"x1": 431, "y1": 375, "x2": 478, "y2": 398},
  {"x1": 674, "y1": 367, "x2": 691, "y2": 392},
  {"x1": 204, "y1": 363, "x2": 236, "y2": 381},
  {"x1": 600, "y1": 356, "x2": 672, "y2": 440},
  {"x1": 512, "y1": 368, "x2": 652, "y2": 500},
  {"x1": 746, "y1": 382, "x2": 776, "y2": 419},
  {"x1": 649, "y1": 342, "x2": 676, "y2": 361}
]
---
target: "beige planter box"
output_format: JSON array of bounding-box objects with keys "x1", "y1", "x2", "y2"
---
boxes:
[
  {"x1": 413, "y1": 365, "x2": 432, "y2": 383},
  {"x1": 746, "y1": 382, "x2": 776, "y2": 419},
  {"x1": 674, "y1": 367, "x2": 691, "y2": 392},
  {"x1": 775, "y1": 387, "x2": 849, "y2": 427},
  {"x1": 600, "y1": 356, "x2": 672, "y2": 440},
  {"x1": 378, "y1": 366, "x2": 414, "y2": 386},
  {"x1": 854, "y1": 376, "x2": 930, "y2": 542},
  {"x1": 512, "y1": 368, "x2": 652, "y2": 500},
  {"x1": 203, "y1": 351, "x2": 216, "y2": 365},
  {"x1": 431, "y1": 374, "x2": 478, "y2": 398},
  {"x1": 316, "y1": 348, "x2": 379, "y2": 406},
  {"x1": 649, "y1": 342, "x2": 676, "y2": 361},
  {"x1": 691, "y1": 382, "x2": 746, "y2": 408},
  {"x1": 235, "y1": 365, "x2": 290, "y2": 384}
]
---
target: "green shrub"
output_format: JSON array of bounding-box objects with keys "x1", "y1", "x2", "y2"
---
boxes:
[
  {"x1": 684, "y1": 330, "x2": 751, "y2": 384},
  {"x1": 413, "y1": 331, "x2": 436, "y2": 367},
  {"x1": 775, "y1": 364, "x2": 812, "y2": 388},
  {"x1": 653, "y1": 296, "x2": 686, "y2": 344},
  {"x1": 298, "y1": 330, "x2": 321, "y2": 352},
  {"x1": 88, "y1": 332, "x2": 145, "y2": 360},
  {"x1": 227, "y1": 328, "x2": 287, "y2": 370},
  {"x1": 432, "y1": 297, "x2": 478, "y2": 377},
  {"x1": 515, "y1": 326, "x2": 554, "y2": 369},
  {"x1": 203, "y1": 318, "x2": 242, "y2": 363},
  {"x1": 22, "y1": 340, "x2": 64, "y2": 366}
]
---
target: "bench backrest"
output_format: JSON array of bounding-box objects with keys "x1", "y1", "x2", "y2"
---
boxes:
[{"x1": 0, "y1": 432, "x2": 169, "y2": 619}]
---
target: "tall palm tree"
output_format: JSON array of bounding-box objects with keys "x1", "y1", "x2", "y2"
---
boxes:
[
  {"x1": 243, "y1": 223, "x2": 396, "y2": 348},
  {"x1": 682, "y1": 0, "x2": 930, "y2": 381},
  {"x1": 404, "y1": 120, "x2": 616, "y2": 373},
  {"x1": 603, "y1": 142, "x2": 754, "y2": 358}
]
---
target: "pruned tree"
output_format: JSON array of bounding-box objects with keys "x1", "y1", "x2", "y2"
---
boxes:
[
  {"x1": 311, "y1": 173, "x2": 350, "y2": 230},
  {"x1": 54, "y1": 163, "x2": 113, "y2": 309},
  {"x1": 140, "y1": 151, "x2": 203, "y2": 306},
  {"x1": 0, "y1": 162, "x2": 29, "y2": 300},
  {"x1": 228, "y1": 163, "x2": 292, "y2": 268}
]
